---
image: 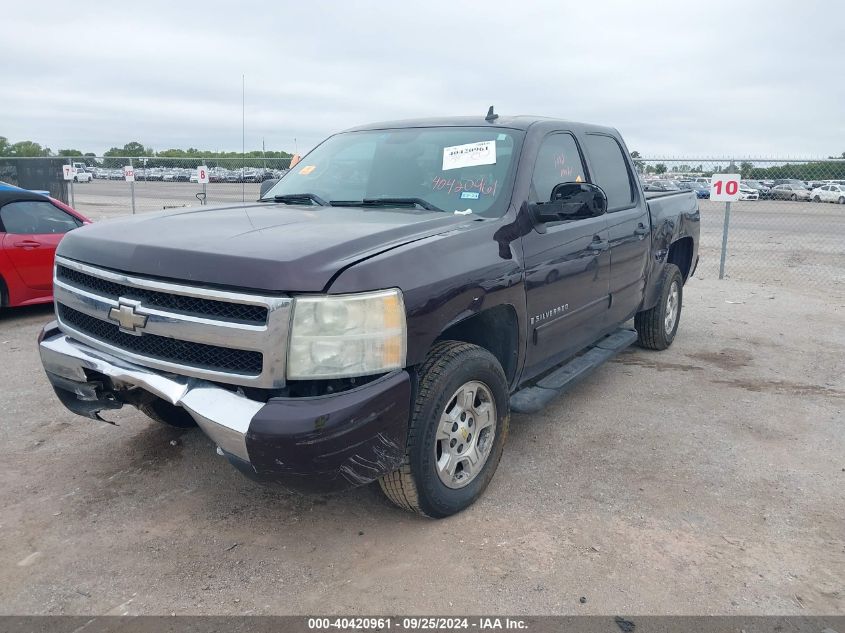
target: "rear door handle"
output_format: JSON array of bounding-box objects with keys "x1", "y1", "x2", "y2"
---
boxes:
[
  {"x1": 589, "y1": 237, "x2": 609, "y2": 252},
  {"x1": 13, "y1": 239, "x2": 42, "y2": 248},
  {"x1": 634, "y1": 224, "x2": 649, "y2": 236}
]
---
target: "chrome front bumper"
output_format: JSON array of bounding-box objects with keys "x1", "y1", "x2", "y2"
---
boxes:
[{"x1": 39, "y1": 327, "x2": 262, "y2": 462}]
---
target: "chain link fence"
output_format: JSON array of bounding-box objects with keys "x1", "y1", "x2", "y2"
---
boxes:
[
  {"x1": 639, "y1": 158, "x2": 845, "y2": 289},
  {"x1": 0, "y1": 156, "x2": 292, "y2": 218},
  {"x1": 2, "y1": 155, "x2": 843, "y2": 290}
]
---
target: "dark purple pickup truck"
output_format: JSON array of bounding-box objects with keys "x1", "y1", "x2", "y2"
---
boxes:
[{"x1": 38, "y1": 111, "x2": 699, "y2": 517}]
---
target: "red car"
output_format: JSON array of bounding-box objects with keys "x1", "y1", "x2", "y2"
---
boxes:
[{"x1": 0, "y1": 189, "x2": 92, "y2": 308}]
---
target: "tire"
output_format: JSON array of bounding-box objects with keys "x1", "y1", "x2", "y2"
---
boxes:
[
  {"x1": 839, "y1": 197, "x2": 845, "y2": 205},
  {"x1": 634, "y1": 263, "x2": 683, "y2": 351},
  {"x1": 813, "y1": 196, "x2": 821, "y2": 202},
  {"x1": 379, "y1": 341, "x2": 510, "y2": 518},
  {"x1": 138, "y1": 398, "x2": 197, "y2": 428},
  {"x1": 790, "y1": 194, "x2": 797, "y2": 201}
]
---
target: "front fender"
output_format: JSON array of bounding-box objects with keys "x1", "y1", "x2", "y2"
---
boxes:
[{"x1": 326, "y1": 219, "x2": 527, "y2": 373}]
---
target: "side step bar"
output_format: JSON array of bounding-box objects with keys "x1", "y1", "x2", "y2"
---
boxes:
[{"x1": 509, "y1": 328, "x2": 638, "y2": 414}]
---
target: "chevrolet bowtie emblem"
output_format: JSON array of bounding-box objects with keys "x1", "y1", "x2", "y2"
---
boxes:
[{"x1": 108, "y1": 300, "x2": 148, "y2": 335}]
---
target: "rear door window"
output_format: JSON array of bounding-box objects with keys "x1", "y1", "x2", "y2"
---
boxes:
[{"x1": 583, "y1": 134, "x2": 635, "y2": 211}]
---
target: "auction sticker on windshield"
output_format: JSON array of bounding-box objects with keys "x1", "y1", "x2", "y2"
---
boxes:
[{"x1": 442, "y1": 141, "x2": 496, "y2": 171}]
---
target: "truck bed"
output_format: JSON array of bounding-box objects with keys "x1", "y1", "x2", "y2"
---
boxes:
[
  {"x1": 643, "y1": 190, "x2": 693, "y2": 200},
  {"x1": 645, "y1": 189, "x2": 698, "y2": 225}
]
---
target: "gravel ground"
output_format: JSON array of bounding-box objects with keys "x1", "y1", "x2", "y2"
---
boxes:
[{"x1": 0, "y1": 277, "x2": 843, "y2": 615}]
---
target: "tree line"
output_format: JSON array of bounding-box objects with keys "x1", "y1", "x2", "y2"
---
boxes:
[
  {"x1": 0, "y1": 136, "x2": 292, "y2": 168},
  {"x1": 630, "y1": 151, "x2": 845, "y2": 180}
]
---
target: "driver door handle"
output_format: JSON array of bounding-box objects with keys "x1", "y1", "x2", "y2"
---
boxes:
[
  {"x1": 13, "y1": 239, "x2": 42, "y2": 248},
  {"x1": 634, "y1": 223, "x2": 649, "y2": 236}
]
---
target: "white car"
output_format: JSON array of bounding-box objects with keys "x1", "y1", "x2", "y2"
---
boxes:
[
  {"x1": 73, "y1": 168, "x2": 93, "y2": 183},
  {"x1": 738, "y1": 185, "x2": 759, "y2": 200},
  {"x1": 811, "y1": 184, "x2": 845, "y2": 204}
]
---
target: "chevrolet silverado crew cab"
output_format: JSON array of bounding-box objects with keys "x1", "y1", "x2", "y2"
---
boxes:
[{"x1": 38, "y1": 111, "x2": 699, "y2": 518}]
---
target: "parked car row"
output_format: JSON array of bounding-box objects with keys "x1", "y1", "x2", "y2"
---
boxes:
[
  {"x1": 188, "y1": 167, "x2": 286, "y2": 183},
  {"x1": 641, "y1": 177, "x2": 845, "y2": 203},
  {"x1": 75, "y1": 166, "x2": 287, "y2": 183}
]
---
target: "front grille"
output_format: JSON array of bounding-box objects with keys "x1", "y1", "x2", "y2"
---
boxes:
[
  {"x1": 58, "y1": 304, "x2": 263, "y2": 375},
  {"x1": 56, "y1": 265, "x2": 268, "y2": 324}
]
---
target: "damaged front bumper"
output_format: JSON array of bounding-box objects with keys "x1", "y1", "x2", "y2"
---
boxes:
[{"x1": 38, "y1": 322, "x2": 411, "y2": 492}]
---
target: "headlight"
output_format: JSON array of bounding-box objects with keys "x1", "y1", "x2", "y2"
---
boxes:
[{"x1": 287, "y1": 289, "x2": 406, "y2": 380}]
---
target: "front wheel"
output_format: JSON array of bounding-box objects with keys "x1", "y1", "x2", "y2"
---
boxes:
[
  {"x1": 813, "y1": 195, "x2": 821, "y2": 202},
  {"x1": 379, "y1": 341, "x2": 510, "y2": 518},
  {"x1": 635, "y1": 263, "x2": 683, "y2": 351},
  {"x1": 839, "y1": 197, "x2": 845, "y2": 205},
  {"x1": 790, "y1": 193, "x2": 797, "y2": 201}
]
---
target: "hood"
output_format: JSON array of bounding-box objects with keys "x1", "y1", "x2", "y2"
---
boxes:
[{"x1": 57, "y1": 202, "x2": 472, "y2": 292}]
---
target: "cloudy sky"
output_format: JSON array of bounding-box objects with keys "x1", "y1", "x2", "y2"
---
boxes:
[{"x1": 2, "y1": 1, "x2": 844, "y2": 158}]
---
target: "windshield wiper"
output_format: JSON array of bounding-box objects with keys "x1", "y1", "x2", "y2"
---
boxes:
[
  {"x1": 260, "y1": 193, "x2": 329, "y2": 206},
  {"x1": 331, "y1": 197, "x2": 444, "y2": 213}
]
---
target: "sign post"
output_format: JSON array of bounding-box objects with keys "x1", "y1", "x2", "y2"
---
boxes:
[
  {"x1": 63, "y1": 163, "x2": 75, "y2": 208},
  {"x1": 197, "y1": 165, "x2": 209, "y2": 205},
  {"x1": 710, "y1": 173, "x2": 741, "y2": 280},
  {"x1": 124, "y1": 162, "x2": 136, "y2": 214}
]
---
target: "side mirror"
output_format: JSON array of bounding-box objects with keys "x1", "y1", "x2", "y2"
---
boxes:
[
  {"x1": 259, "y1": 178, "x2": 280, "y2": 199},
  {"x1": 529, "y1": 182, "x2": 608, "y2": 227}
]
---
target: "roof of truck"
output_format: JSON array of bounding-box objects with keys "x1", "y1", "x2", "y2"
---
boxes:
[{"x1": 341, "y1": 115, "x2": 618, "y2": 136}]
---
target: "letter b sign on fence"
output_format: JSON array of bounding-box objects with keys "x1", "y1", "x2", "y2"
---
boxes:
[{"x1": 710, "y1": 173, "x2": 741, "y2": 202}]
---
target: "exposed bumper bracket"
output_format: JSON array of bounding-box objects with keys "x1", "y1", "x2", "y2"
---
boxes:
[{"x1": 39, "y1": 327, "x2": 262, "y2": 462}]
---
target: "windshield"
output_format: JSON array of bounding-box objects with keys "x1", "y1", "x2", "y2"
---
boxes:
[{"x1": 262, "y1": 127, "x2": 522, "y2": 216}]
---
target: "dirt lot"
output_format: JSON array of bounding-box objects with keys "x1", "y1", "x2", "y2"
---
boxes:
[{"x1": 1, "y1": 276, "x2": 843, "y2": 615}]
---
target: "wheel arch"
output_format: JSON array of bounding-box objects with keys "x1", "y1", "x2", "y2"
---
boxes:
[
  {"x1": 667, "y1": 236, "x2": 695, "y2": 282},
  {"x1": 434, "y1": 304, "x2": 520, "y2": 388}
]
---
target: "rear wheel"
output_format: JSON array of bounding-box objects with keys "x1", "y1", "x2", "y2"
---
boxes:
[
  {"x1": 635, "y1": 264, "x2": 683, "y2": 351},
  {"x1": 813, "y1": 195, "x2": 821, "y2": 202},
  {"x1": 790, "y1": 193, "x2": 797, "y2": 201},
  {"x1": 379, "y1": 341, "x2": 509, "y2": 518},
  {"x1": 138, "y1": 398, "x2": 197, "y2": 428},
  {"x1": 839, "y1": 196, "x2": 845, "y2": 205}
]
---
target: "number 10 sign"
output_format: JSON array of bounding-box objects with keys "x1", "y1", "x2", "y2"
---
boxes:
[{"x1": 710, "y1": 173, "x2": 741, "y2": 202}]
